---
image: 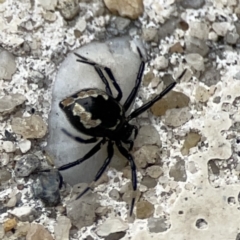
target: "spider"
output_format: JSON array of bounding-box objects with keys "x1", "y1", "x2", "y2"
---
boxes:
[{"x1": 47, "y1": 48, "x2": 185, "y2": 216}]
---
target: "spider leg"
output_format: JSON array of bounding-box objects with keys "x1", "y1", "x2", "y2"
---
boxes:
[
  {"x1": 116, "y1": 141, "x2": 137, "y2": 216},
  {"x1": 121, "y1": 125, "x2": 138, "y2": 151},
  {"x1": 40, "y1": 138, "x2": 106, "y2": 172},
  {"x1": 75, "y1": 140, "x2": 114, "y2": 200},
  {"x1": 61, "y1": 128, "x2": 98, "y2": 143},
  {"x1": 74, "y1": 53, "x2": 122, "y2": 101},
  {"x1": 127, "y1": 69, "x2": 187, "y2": 121},
  {"x1": 123, "y1": 47, "x2": 145, "y2": 111}
]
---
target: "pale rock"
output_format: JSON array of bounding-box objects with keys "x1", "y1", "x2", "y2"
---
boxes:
[
  {"x1": 9, "y1": 206, "x2": 33, "y2": 221},
  {"x1": 133, "y1": 145, "x2": 160, "y2": 169},
  {"x1": 26, "y1": 223, "x2": 53, "y2": 240},
  {"x1": 104, "y1": 0, "x2": 144, "y2": 19},
  {"x1": 58, "y1": 0, "x2": 80, "y2": 20},
  {"x1": 2, "y1": 141, "x2": 16, "y2": 153},
  {"x1": 11, "y1": 115, "x2": 47, "y2": 139},
  {"x1": 189, "y1": 22, "x2": 209, "y2": 40},
  {"x1": 180, "y1": 0, "x2": 205, "y2": 9},
  {"x1": 0, "y1": 50, "x2": 16, "y2": 80},
  {"x1": 208, "y1": 31, "x2": 218, "y2": 41},
  {"x1": 148, "y1": 217, "x2": 168, "y2": 233},
  {"x1": 115, "y1": 17, "x2": 131, "y2": 31},
  {"x1": 6, "y1": 195, "x2": 17, "y2": 208},
  {"x1": 54, "y1": 216, "x2": 71, "y2": 240},
  {"x1": 75, "y1": 18, "x2": 87, "y2": 32},
  {"x1": 108, "y1": 189, "x2": 120, "y2": 200},
  {"x1": 153, "y1": 55, "x2": 169, "y2": 70},
  {"x1": 43, "y1": 11, "x2": 57, "y2": 22},
  {"x1": 164, "y1": 107, "x2": 192, "y2": 127},
  {"x1": 47, "y1": 37, "x2": 142, "y2": 185},
  {"x1": 0, "y1": 94, "x2": 26, "y2": 115},
  {"x1": 67, "y1": 192, "x2": 99, "y2": 229},
  {"x1": 146, "y1": 165, "x2": 163, "y2": 178},
  {"x1": 15, "y1": 222, "x2": 30, "y2": 238},
  {"x1": 212, "y1": 22, "x2": 233, "y2": 36},
  {"x1": 0, "y1": 152, "x2": 10, "y2": 165},
  {"x1": 225, "y1": 31, "x2": 239, "y2": 44},
  {"x1": 0, "y1": 224, "x2": 4, "y2": 238},
  {"x1": 142, "y1": 27, "x2": 158, "y2": 42},
  {"x1": 38, "y1": 0, "x2": 57, "y2": 10},
  {"x1": 185, "y1": 53, "x2": 204, "y2": 71},
  {"x1": 18, "y1": 139, "x2": 31, "y2": 153},
  {"x1": 96, "y1": 218, "x2": 128, "y2": 237},
  {"x1": 134, "y1": 125, "x2": 161, "y2": 149},
  {"x1": 195, "y1": 85, "x2": 211, "y2": 102}
]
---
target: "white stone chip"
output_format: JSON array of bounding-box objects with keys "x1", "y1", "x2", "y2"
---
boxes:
[
  {"x1": 96, "y1": 218, "x2": 128, "y2": 237},
  {"x1": 3, "y1": 141, "x2": 16, "y2": 153},
  {"x1": 18, "y1": 139, "x2": 31, "y2": 153}
]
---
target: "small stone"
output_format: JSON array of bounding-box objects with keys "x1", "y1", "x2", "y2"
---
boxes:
[
  {"x1": 0, "y1": 94, "x2": 26, "y2": 115},
  {"x1": 153, "y1": 55, "x2": 169, "y2": 70},
  {"x1": 6, "y1": 195, "x2": 17, "y2": 208},
  {"x1": 146, "y1": 165, "x2": 163, "y2": 179},
  {"x1": 105, "y1": 232, "x2": 126, "y2": 240},
  {"x1": 180, "y1": 0, "x2": 205, "y2": 9},
  {"x1": 0, "y1": 224, "x2": 3, "y2": 239},
  {"x1": 11, "y1": 115, "x2": 47, "y2": 139},
  {"x1": 58, "y1": 0, "x2": 80, "y2": 20},
  {"x1": 141, "y1": 176, "x2": 157, "y2": 188},
  {"x1": 136, "y1": 200, "x2": 154, "y2": 219},
  {"x1": 0, "y1": 50, "x2": 16, "y2": 80},
  {"x1": 67, "y1": 192, "x2": 99, "y2": 229},
  {"x1": 169, "y1": 42, "x2": 184, "y2": 53},
  {"x1": 26, "y1": 223, "x2": 53, "y2": 240},
  {"x1": 185, "y1": 36, "x2": 209, "y2": 57},
  {"x1": 3, "y1": 218, "x2": 17, "y2": 232},
  {"x1": 151, "y1": 91, "x2": 190, "y2": 116},
  {"x1": 151, "y1": 77, "x2": 161, "y2": 89},
  {"x1": 195, "y1": 85, "x2": 211, "y2": 102},
  {"x1": 96, "y1": 218, "x2": 128, "y2": 237},
  {"x1": 143, "y1": 69, "x2": 154, "y2": 86},
  {"x1": 225, "y1": 31, "x2": 239, "y2": 45},
  {"x1": 54, "y1": 216, "x2": 71, "y2": 240},
  {"x1": 9, "y1": 207, "x2": 35, "y2": 222},
  {"x1": 142, "y1": 27, "x2": 158, "y2": 42},
  {"x1": 212, "y1": 22, "x2": 233, "y2": 36},
  {"x1": 185, "y1": 53, "x2": 205, "y2": 71},
  {"x1": 15, "y1": 154, "x2": 40, "y2": 177},
  {"x1": 148, "y1": 217, "x2": 168, "y2": 233},
  {"x1": 75, "y1": 18, "x2": 87, "y2": 32},
  {"x1": 169, "y1": 159, "x2": 187, "y2": 182},
  {"x1": 15, "y1": 222, "x2": 30, "y2": 238},
  {"x1": 189, "y1": 22, "x2": 209, "y2": 40},
  {"x1": 0, "y1": 153, "x2": 10, "y2": 165},
  {"x1": 108, "y1": 189, "x2": 120, "y2": 201},
  {"x1": 164, "y1": 107, "x2": 192, "y2": 127},
  {"x1": 213, "y1": 96, "x2": 221, "y2": 103},
  {"x1": 122, "y1": 166, "x2": 131, "y2": 179},
  {"x1": 2, "y1": 141, "x2": 16, "y2": 153},
  {"x1": 178, "y1": 20, "x2": 189, "y2": 31},
  {"x1": 115, "y1": 17, "x2": 131, "y2": 31},
  {"x1": 188, "y1": 161, "x2": 197, "y2": 174},
  {"x1": 200, "y1": 66, "x2": 221, "y2": 86},
  {"x1": 95, "y1": 206, "x2": 109, "y2": 217},
  {"x1": 43, "y1": 11, "x2": 57, "y2": 22},
  {"x1": 32, "y1": 172, "x2": 61, "y2": 206},
  {"x1": 38, "y1": 0, "x2": 57, "y2": 10},
  {"x1": 181, "y1": 132, "x2": 201, "y2": 156},
  {"x1": 134, "y1": 125, "x2": 161, "y2": 149},
  {"x1": 104, "y1": 0, "x2": 143, "y2": 19},
  {"x1": 133, "y1": 145, "x2": 160, "y2": 169},
  {"x1": 0, "y1": 168, "x2": 11, "y2": 184},
  {"x1": 18, "y1": 139, "x2": 31, "y2": 153}
]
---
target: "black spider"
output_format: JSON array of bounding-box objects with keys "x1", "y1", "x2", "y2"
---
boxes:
[{"x1": 45, "y1": 48, "x2": 185, "y2": 216}]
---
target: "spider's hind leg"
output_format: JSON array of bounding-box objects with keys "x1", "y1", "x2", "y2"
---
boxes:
[{"x1": 75, "y1": 140, "x2": 114, "y2": 200}]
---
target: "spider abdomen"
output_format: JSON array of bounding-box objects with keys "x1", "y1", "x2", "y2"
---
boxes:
[{"x1": 59, "y1": 88, "x2": 125, "y2": 138}]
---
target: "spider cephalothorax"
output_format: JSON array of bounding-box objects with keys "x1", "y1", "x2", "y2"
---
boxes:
[{"x1": 46, "y1": 48, "x2": 186, "y2": 216}]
